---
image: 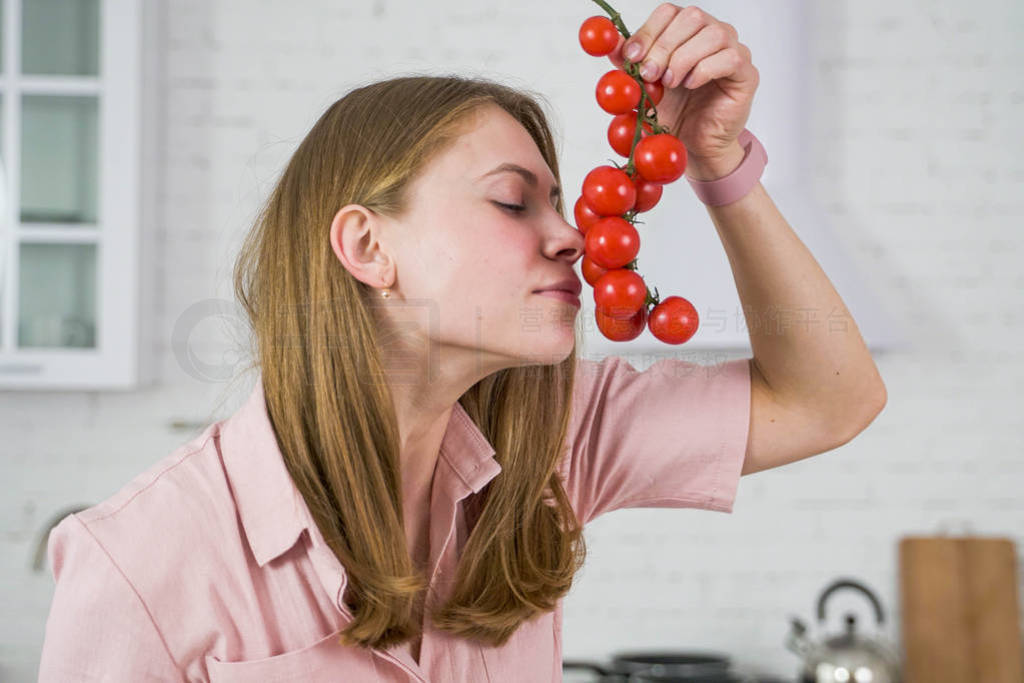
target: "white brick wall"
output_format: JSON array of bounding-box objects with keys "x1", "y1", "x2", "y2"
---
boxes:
[{"x1": 3, "y1": 0, "x2": 1022, "y2": 679}]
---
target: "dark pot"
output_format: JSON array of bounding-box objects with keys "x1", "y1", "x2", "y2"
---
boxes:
[{"x1": 563, "y1": 650, "x2": 791, "y2": 682}]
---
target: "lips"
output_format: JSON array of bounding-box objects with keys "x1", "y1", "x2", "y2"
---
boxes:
[
  {"x1": 535, "y1": 289, "x2": 582, "y2": 307},
  {"x1": 533, "y1": 277, "x2": 583, "y2": 297}
]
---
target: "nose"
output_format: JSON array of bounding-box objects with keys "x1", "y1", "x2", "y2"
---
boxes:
[{"x1": 552, "y1": 215, "x2": 585, "y2": 265}]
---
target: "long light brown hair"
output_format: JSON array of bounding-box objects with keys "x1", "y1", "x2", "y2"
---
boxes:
[{"x1": 232, "y1": 74, "x2": 587, "y2": 650}]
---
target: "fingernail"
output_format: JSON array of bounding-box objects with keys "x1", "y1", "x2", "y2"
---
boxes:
[
  {"x1": 640, "y1": 61, "x2": 657, "y2": 80},
  {"x1": 662, "y1": 68, "x2": 674, "y2": 86},
  {"x1": 625, "y1": 42, "x2": 642, "y2": 61}
]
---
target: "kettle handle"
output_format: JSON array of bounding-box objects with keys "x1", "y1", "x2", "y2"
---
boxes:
[{"x1": 815, "y1": 578, "x2": 886, "y2": 626}]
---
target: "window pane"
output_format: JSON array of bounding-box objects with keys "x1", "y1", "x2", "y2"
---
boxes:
[
  {"x1": 22, "y1": 0, "x2": 100, "y2": 76},
  {"x1": 21, "y1": 95, "x2": 99, "y2": 225},
  {"x1": 18, "y1": 242, "x2": 97, "y2": 348}
]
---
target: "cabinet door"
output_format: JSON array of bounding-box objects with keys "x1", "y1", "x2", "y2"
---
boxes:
[{"x1": 0, "y1": 0, "x2": 148, "y2": 389}]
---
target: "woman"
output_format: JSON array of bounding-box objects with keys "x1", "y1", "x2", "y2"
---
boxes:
[{"x1": 39, "y1": 5, "x2": 886, "y2": 681}]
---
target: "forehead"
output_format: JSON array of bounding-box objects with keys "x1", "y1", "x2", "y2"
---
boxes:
[{"x1": 433, "y1": 105, "x2": 555, "y2": 185}]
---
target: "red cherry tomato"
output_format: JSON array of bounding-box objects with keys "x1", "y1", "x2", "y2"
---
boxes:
[
  {"x1": 573, "y1": 195, "x2": 602, "y2": 234},
  {"x1": 648, "y1": 296, "x2": 699, "y2": 344},
  {"x1": 607, "y1": 111, "x2": 653, "y2": 158},
  {"x1": 595, "y1": 70, "x2": 642, "y2": 115},
  {"x1": 579, "y1": 16, "x2": 620, "y2": 57},
  {"x1": 596, "y1": 305, "x2": 647, "y2": 342},
  {"x1": 581, "y1": 165, "x2": 636, "y2": 216},
  {"x1": 593, "y1": 269, "x2": 647, "y2": 319},
  {"x1": 634, "y1": 134, "x2": 688, "y2": 184},
  {"x1": 631, "y1": 176, "x2": 663, "y2": 213},
  {"x1": 581, "y1": 254, "x2": 609, "y2": 287},
  {"x1": 584, "y1": 216, "x2": 640, "y2": 269},
  {"x1": 642, "y1": 80, "x2": 664, "y2": 106}
]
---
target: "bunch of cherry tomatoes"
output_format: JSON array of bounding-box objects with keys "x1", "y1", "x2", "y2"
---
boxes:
[{"x1": 575, "y1": 7, "x2": 699, "y2": 345}]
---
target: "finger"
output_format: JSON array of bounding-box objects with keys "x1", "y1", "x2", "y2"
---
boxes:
[
  {"x1": 675, "y1": 45, "x2": 756, "y2": 91},
  {"x1": 637, "y1": 6, "x2": 709, "y2": 85},
  {"x1": 621, "y1": 3, "x2": 680, "y2": 64},
  {"x1": 661, "y1": 21, "x2": 737, "y2": 89}
]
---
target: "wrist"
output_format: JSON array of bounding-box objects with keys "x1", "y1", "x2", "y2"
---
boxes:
[
  {"x1": 685, "y1": 129, "x2": 768, "y2": 207},
  {"x1": 685, "y1": 142, "x2": 747, "y2": 181}
]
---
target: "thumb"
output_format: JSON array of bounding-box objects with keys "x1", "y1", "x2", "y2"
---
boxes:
[{"x1": 607, "y1": 33, "x2": 626, "y2": 69}]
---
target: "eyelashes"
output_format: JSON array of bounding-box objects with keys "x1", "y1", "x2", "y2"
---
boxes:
[{"x1": 494, "y1": 202, "x2": 527, "y2": 214}]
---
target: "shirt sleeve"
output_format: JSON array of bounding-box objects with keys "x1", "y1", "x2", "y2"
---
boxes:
[
  {"x1": 562, "y1": 355, "x2": 751, "y2": 525},
  {"x1": 38, "y1": 513, "x2": 185, "y2": 682}
]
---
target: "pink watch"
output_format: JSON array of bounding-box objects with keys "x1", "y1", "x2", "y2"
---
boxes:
[{"x1": 685, "y1": 128, "x2": 767, "y2": 207}]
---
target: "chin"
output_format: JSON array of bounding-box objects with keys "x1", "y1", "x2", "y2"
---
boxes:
[{"x1": 527, "y1": 337, "x2": 576, "y2": 366}]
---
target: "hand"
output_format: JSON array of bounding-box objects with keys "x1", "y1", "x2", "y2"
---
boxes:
[{"x1": 606, "y1": 4, "x2": 759, "y2": 173}]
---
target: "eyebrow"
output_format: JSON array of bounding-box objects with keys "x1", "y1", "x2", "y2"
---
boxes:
[{"x1": 478, "y1": 162, "x2": 561, "y2": 199}]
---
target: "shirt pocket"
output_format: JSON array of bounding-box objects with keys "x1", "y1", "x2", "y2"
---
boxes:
[{"x1": 205, "y1": 629, "x2": 384, "y2": 683}]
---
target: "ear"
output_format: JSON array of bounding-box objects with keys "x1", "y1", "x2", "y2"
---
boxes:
[{"x1": 329, "y1": 204, "x2": 395, "y2": 288}]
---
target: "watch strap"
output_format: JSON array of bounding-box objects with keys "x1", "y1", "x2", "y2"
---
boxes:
[{"x1": 685, "y1": 128, "x2": 767, "y2": 207}]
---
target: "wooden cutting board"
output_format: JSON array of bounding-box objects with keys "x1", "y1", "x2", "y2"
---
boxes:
[{"x1": 899, "y1": 535, "x2": 1024, "y2": 683}]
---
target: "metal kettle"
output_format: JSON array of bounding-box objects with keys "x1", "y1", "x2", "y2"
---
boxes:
[{"x1": 785, "y1": 578, "x2": 902, "y2": 683}]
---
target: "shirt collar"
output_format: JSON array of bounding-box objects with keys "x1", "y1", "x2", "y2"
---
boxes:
[
  {"x1": 219, "y1": 376, "x2": 308, "y2": 568},
  {"x1": 219, "y1": 375, "x2": 501, "y2": 569},
  {"x1": 439, "y1": 401, "x2": 501, "y2": 496}
]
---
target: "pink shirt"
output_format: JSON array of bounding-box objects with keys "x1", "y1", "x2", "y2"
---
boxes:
[{"x1": 39, "y1": 355, "x2": 750, "y2": 682}]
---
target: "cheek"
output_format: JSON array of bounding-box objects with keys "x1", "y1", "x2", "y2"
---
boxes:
[
  {"x1": 426, "y1": 210, "x2": 537, "y2": 301},
  {"x1": 457, "y1": 231, "x2": 533, "y2": 288}
]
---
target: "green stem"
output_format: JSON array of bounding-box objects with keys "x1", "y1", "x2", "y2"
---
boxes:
[
  {"x1": 589, "y1": 0, "x2": 631, "y2": 38},
  {"x1": 624, "y1": 78, "x2": 648, "y2": 177}
]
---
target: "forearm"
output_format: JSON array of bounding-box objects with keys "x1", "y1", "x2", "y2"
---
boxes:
[{"x1": 688, "y1": 144, "x2": 887, "y2": 424}]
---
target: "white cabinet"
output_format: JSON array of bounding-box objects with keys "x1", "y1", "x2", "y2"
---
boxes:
[{"x1": 0, "y1": 0, "x2": 155, "y2": 389}]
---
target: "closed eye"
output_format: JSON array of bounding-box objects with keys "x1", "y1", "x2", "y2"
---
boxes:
[{"x1": 494, "y1": 202, "x2": 526, "y2": 214}]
